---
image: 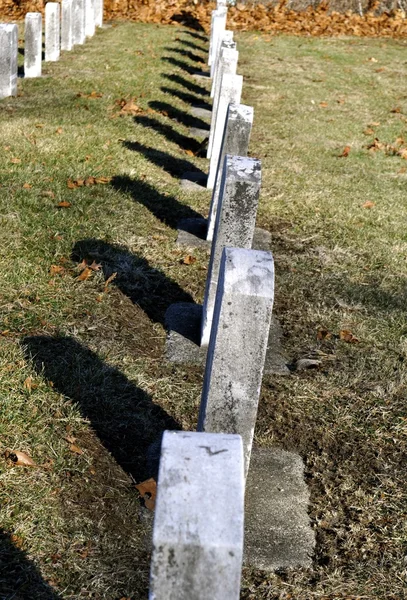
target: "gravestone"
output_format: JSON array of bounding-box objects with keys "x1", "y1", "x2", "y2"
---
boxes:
[
  {"x1": 94, "y1": 0, "x2": 103, "y2": 27},
  {"x1": 207, "y1": 103, "x2": 254, "y2": 241},
  {"x1": 24, "y1": 13, "x2": 42, "y2": 78},
  {"x1": 85, "y1": 0, "x2": 95, "y2": 37},
  {"x1": 207, "y1": 47, "x2": 239, "y2": 159},
  {"x1": 201, "y1": 155, "x2": 261, "y2": 346},
  {"x1": 198, "y1": 247, "x2": 274, "y2": 476},
  {"x1": 73, "y1": 0, "x2": 86, "y2": 45},
  {"x1": 149, "y1": 430, "x2": 244, "y2": 600},
  {"x1": 0, "y1": 24, "x2": 18, "y2": 99},
  {"x1": 207, "y1": 74, "x2": 243, "y2": 189},
  {"x1": 209, "y1": 9, "x2": 227, "y2": 76},
  {"x1": 61, "y1": 0, "x2": 73, "y2": 51},
  {"x1": 210, "y1": 31, "x2": 235, "y2": 99},
  {"x1": 45, "y1": 3, "x2": 60, "y2": 62}
]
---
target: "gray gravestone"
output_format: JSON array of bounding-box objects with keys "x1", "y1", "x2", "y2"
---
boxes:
[
  {"x1": 94, "y1": 0, "x2": 103, "y2": 27},
  {"x1": 45, "y1": 3, "x2": 60, "y2": 62},
  {"x1": 207, "y1": 74, "x2": 243, "y2": 189},
  {"x1": 24, "y1": 13, "x2": 42, "y2": 78},
  {"x1": 211, "y1": 31, "x2": 235, "y2": 99},
  {"x1": 198, "y1": 247, "x2": 274, "y2": 476},
  {"x1": 0, "y1": 24, "x2": 18, "y2": 99},
  {"x1": 207, "y1": 47, "x2": 238, "y2": 159},
  {"x1": 207, "y1": 104, "x2": 254, "y2": 241},
  {"x1": 73, "y1": 0, "x2": 86, "y2": 45},
  {"x1": 85, "y1": 0, "x2": 95, "y2": 37},
  {"x1": 149, "y1": 430, "x2": 244, "y2": 600},
  {"x1": 201, "y1": 155, "x2": 261, "y2": 346},
  {"x1": 61, "y1": 0, "x2": 73, "y2": 51}
]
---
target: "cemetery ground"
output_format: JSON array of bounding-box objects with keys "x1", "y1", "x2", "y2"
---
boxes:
[{"x1": 0, "y1": 19, "x2": 407, "y2": 600}]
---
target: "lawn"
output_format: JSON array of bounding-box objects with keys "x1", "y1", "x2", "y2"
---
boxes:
[{"x1": 0, "y1": 20, "x2": 406, "y2": 599}]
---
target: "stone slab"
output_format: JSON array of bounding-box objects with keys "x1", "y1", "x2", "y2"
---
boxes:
[
  {"x1": 180, "y1": 171, "x2": 208, "y2": 191},
  {"x1": 0, "y1": 24, "x2": 18, "y2": 99},
  {"x1": 149, "y1": 430, "x2": 244, "y2": 600},
  {"x1": 191, "y1": 106, "x2": 212, "y2": 120},
  {"x1": 189, "y1": 127, "x2": 209, "y2": 139},
  {"x1": 244, "y1": 447, "x2": 315, "y2": 570},
  {"x1": 165, "y1": 303, "x2": 289, "y2": 376},
  {"x1": 176, "y1": 218, "x2": 271, "y2": 251},
  {"x1": 24, "y1": 13, "x2": 42, "y2": 78}
]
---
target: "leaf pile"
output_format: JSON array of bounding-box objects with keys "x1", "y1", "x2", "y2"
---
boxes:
[{"x1": 3, "y1": 0, "x2": 407, "y2": 37}]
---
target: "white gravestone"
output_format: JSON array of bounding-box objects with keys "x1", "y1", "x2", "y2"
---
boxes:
[
  {"x1": 149, "y1": 430, "x2": 244, "y2": 600},
  {"x1": 85, "y1": 0, "x2": 95, "y2": 37},
  {"x1": 209, "y1": 9, "x2": 227, "y2": 75},
  {"x1": 211, "y1": 30, "x2": 235, "y2": 98},
  {"x1": 207, "y1": 74, "x2": 243, "y2": 189},
  {"x1": 0, "y1": 24, "x2": 18, "y2": 99},
  {"x1": 202, "y1": 155, "x2": 261, "y2": 346},
  {"x1": 24, "y1": 13, "x2": 42, "y2": 78},
  {"x1": 61, "y1": 0, "x2": 73, "y2": 51},
  {"x1": 207, "y1": 104, "x2": 254, "y2": 241},
  {"x1": 207, "y1": 47, "x2": 238, "y2": 159},
  {"x1": 198, "y1": 247, "x2": 274, "y2": 476},
  {"x1": 73, "y1": 0, "x2": 86, "y2": 45},
  {"x1": 94, "y1": 0, "x2": 103, "y2": 27},
  {"x1": 45, "y1": 3, "x2": 60, "y2": 62}
]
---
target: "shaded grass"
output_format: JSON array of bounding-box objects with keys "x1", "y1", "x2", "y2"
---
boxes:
[{"x1": 0, "y1": 21, "x2": 406, "y2": 600}]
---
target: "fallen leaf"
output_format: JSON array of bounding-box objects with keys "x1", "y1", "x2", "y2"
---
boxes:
[
  {"x1": 181, "y1": 255, "x2": 196, "y2": 265},
  {"x1": 319, "y1": 101, "x2": 328, "y2": 108},
  {"x1": 135, "y1": 478, "x2": 157, "y2": 510},
  {"x1": 363, "y1": 200, "x2": 375, "y2": 209},
  {"x1": 70, "y1": 444, "x2": 83, "y2": 455},
  {"x1": 57, "y1": 201, "x2": 71, "y2": 208},
  {"x1": 375, "y1": 67, "x2": 385, "y2": 72},
  {"x1": 77, "y1": 259, "x2": 88, "y2": 272},
  {"x1": 185, "y1": 149, "x2": 194, "y2": 156},
  {"x1": 363, "y1": 128, "x2": 375, "y2": 135},
  {"x1": 317, "y1": 328, "x2": 332, "y2": 340},
  {"x1": 77, "y1": 267, "x2": 92, "y2": 281},
  {"x1": 103, "y1": 272, "x2": 117, "y2": 292},
  {"x1": 64, "y1": 435, "x2": 76, "y2": 444},
  {"x1": 55, "y1": 127, "x2": 63, "y2": 134},
  {"x1": 89, "y1": 260, "x2": 102, "y2": 271},
  {"x1": 50, "y1": 265, "x2": 65, "y2": 276},
  {"x1": 339, "y1": 329, "x2": 360, "y2": 343},
  {"x1": 391, "y1": 107, "x2": 402, "y2": 113},
  {"x1": 10, "y1": 535, "x2": 24, "y2": 548},
  {"x1": 23, "y1": 182, "x2": 32, "y2": 189},
  {"x1": 4, "y1": 449, "x2": 37, "y2": 467},
  {"x1": 339, "y1": 145, "x2": 351, "y2": 157},
  {"x1": 369, "y1": 122, "x2": 381, "y2": 127},
  {"x1": 23, "y1": 376, "x2": 38, "y2": 392},
  {"x1": 11, "y1": 157, "x2": 21, "y2": 164}
]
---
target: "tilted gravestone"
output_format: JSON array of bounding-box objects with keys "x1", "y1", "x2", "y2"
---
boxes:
[
  {"x1": 149, "y1": 430, "x2": 244, "y2": 600},
  {"x1": 24, "y1": 13, "x2": 42, "y2": 78},
  {"x1": 45, "y1": 3, "x2": 60, "y2": 62},
  {"x1": 207, "y1": 46, "x2": 238, "y2": 159},
  {"x1": 207, "y1": 103, "x2": 254, "y2": 242},
  {"x1": 0, "y1": 24, "x2": 18, "y2": 99},
  {"x1": 198, "y1": 246, "x2": 274, "y2": 476},
  {"x1": 61, "y1": 0, "x2": 73, "y2": 51},
  {"x1": 210, "y1": 30, "x2": 235, "y2": 99},
  {"x1": 202, "y1": 155, "x2": 261, "y2": 346},
  {"x1": 207, "y1": 74, "x2": 243, "y2": 189}
]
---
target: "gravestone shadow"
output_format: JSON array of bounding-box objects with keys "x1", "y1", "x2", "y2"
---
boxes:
[
  {"x1": 23, "y1": 335, "x2": 180, "y2": 483},
  {"x1": 134, "y1": 114, "x2": 204, "y2": 154},
  {"x1": 170, "y1": 12, "x2": 205, "y2": 31},
  {"x1": 162, "y1": 55, "x2": 198, "y2": 75},
  {"x1": 160, "y1": 86, "x2": 211, "y2": 110},
  {"x1": 177, "y1": 38, "x2": 207, "y2": 52},
  {"x1": 121, "y1": 140, "x2": 205, "y2": 179},
  {"x1": 149, "y1": 100, "x2": 209, "y2": 129},
  {"x1": 182, "y1": 30, "x2": 207, "y2": 41},
  {"x1": 0, "y1": 529, "x2": 62, "y2": 599},
  {"x1": 111, "y1": 175, "x2": 203, "y2": 229},
  {"x1": 163, "y1": 47, "x2": 204, "y2": 63},
  {"x1": 161, "y1": 72, "x2": 210, "y2": 97},
  {"x1": 71, "y1": 237, "x2": 195, "y2": 323}
]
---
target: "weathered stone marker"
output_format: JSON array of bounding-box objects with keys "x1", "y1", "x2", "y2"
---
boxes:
[
  {"x1": 210, "y1": 31, "x2": 235, "y2": 99},
  {"x1": 198, "y1": 247, "x2": 274, "y2": 476},
  {"x1": 0, "y1": 24, "x2": 18, "y2": 99},
  {"x1": 207, "y1": 104, "x2": 254, "y2": 241},
  {"x1": 207, "y1": 74, "x2": 243, "y2": 189},
  {"x1": 24, "y1": 13, "x2": 42, "y2": 78},
  {"x1": 207, "y1": 47, "x2": 239, "y2": 159},
  {"x1": 149, "y1": 430, "x2": 244, "y2": 600},
  {"x1": 85, "y1": 0, "x2": 95, "y2": 37},
  {"x1": 202, "y1": 155, "x2": 261, "y2": 346},
  {"x1": 73, "y1": 0, "x2": 86, "y2": 45},
  {"x1": 94, "y1": 0, "x2": 103, "y2": 27},
  {"x1": 61, "y1": 0, "x2": 73, "y2": 51},
  {"x1": 45, "y1": 3, "x2": 60, "y2": 62}
]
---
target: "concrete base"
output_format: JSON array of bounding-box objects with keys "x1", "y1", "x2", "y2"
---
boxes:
[
  {"x1": 191, "y1": 106, "x2": 212, "y2": 120},
  {"x1": 176, "y1": 218, "x2": 272, "y2": 252},
  {"x1": 244, "y1": 447, "x2": 315, "y2": 570},
  {"x1": 180, "y1": 171, "x2": 208, "y2": 191},
  {"x1": 165, "y1": 303, "x2": 289, "y2": 376},
  {"x1": 189, "y1": 126, "x2": 209, "y2": 139}
]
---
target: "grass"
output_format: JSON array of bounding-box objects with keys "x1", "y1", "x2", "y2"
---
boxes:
[{"x1": 0, "y1": 20, "x2": 406, "y2": 600}]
